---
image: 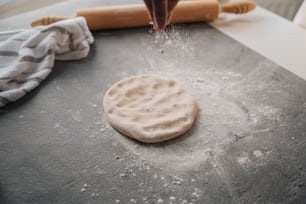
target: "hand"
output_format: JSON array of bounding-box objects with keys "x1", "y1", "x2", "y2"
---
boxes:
[{"x1": 143, "y1": 0, "x2": 180, "y2": 31}]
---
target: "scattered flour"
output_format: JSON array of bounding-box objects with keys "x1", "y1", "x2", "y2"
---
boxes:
[
  {"x1": 253, "y1": 150, "x2": 263, "y2": 158},
  {"x1": 74, "y1": 28, "x2": 292, "y2": 200},
  {"x1": 130, "y1": 198, "x2": 137, "y2": 203},
  {"x1": 237, "y1": 150, "x2": 272, "y2": 168},
  {"x1": 169, "y1": 196, "x2": 176, "y2": 204},
  {"x1": 97, "y1": 25, "x2": 285, "y2": 173},
  {"x1": 157, "y1": 198, "x2": 164, "y2": 203},
  {"x1": 237, "y1": 155, "x2": 251, "y2": 167}
]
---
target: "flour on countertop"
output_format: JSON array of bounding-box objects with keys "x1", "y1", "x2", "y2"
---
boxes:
[{"x1": 99, "y1": 25, "x2": 285, "y2": 172}]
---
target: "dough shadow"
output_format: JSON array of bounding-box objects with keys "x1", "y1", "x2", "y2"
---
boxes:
[{"x1": 129, "y1": 113, "x2": 201, "y2": 148}]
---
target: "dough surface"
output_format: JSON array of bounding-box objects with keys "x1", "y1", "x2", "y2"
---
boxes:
[{"x1": 103, "y1": 75, "x2": 197, "y2": 143}]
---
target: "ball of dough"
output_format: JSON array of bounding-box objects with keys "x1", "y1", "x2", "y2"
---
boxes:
[{"x1": 103, "y1": 75, "x2": 197, "y2": 143}]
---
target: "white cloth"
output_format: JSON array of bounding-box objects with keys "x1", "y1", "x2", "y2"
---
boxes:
[
  {"x1": 0, "y1": 17, "x2": 94, "y2": 107},
  {"x1": 294, "y1": 0, "x2": 306, "y2": 28}
]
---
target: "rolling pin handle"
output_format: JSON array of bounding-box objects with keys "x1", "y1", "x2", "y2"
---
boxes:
[
  {"x1": 221, "y1": 1, "x2": 256, "y2": 14},
  {"x1": 31, "y1": 16, "x2": 68, "y2": 27}
]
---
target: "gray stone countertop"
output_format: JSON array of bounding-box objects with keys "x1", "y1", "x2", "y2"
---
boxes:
[{"x1": 0, "y1": 1, "x2": 306, "y2": 203}]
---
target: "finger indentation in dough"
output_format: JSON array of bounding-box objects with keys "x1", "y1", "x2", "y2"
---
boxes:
[{"x1": 103, "y1": 75, "x2": 197, "y2": 143}]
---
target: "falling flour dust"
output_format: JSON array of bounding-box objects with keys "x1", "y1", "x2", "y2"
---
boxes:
[{"x1": 101, "y1": 25, "x2": 284, "y2": 172}]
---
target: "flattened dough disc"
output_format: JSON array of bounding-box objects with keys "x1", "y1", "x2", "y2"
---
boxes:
[{"x1": 103, "y1": 75, "x2": 197, "y2": 143}]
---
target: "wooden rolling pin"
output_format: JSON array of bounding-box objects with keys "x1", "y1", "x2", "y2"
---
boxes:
[{"x1": 31, "y1": 0, "x2": 256, "y2": 30}]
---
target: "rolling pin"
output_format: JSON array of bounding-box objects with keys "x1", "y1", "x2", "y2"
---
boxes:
[{"x1": 31, "y1": 0, "x2": 256, "y2": 30}]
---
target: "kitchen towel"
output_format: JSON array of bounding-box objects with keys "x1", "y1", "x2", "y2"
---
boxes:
[{"x1": 0, "y1": 17, "x2": 94, "y2": 107}]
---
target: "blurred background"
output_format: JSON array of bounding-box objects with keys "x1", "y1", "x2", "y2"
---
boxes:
[
  {"x1": 0, "y1": 0, "x2": 66, "y2": 19},
  {"x1": 0, "y1": 0, "x2": 304, "y2": 22}
]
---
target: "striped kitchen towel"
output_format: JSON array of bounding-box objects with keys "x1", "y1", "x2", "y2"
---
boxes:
[{"x1": 0, "y1": 17, "x2": 94, "y2": 107}]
